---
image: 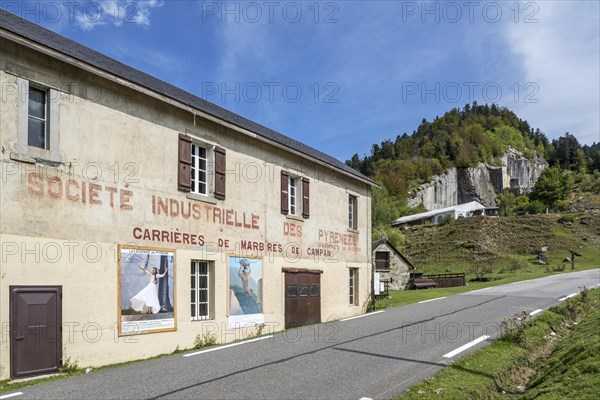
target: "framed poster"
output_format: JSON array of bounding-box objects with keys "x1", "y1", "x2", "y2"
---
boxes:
[
  {"x1": 118, "y1": 245, "x2": 176, "y2": 335},
  {"x1": 228, "y1": 255, "x2": 263, "y2": 328}
]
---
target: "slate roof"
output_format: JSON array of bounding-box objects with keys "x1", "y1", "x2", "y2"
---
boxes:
[{"x1": 0, "y1": 9, "x2": 376, "y2": 186}]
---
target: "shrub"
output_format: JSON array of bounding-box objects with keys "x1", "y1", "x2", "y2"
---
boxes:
[
  {"x1": 59, "y1": 356, "x2": 82, "y2": 374},
  {"x1": 193, "y1": 333, "x2": 217, "y2": 349},
  {"x1": 500, "y1": 311, "x2": 531, "y2": 347},
  {"x1": 468, "y1": 264, "x2": 493, "y2": 281},
  {"x1": 527, "y1": 200, "x2": 546, "y2": 215}
]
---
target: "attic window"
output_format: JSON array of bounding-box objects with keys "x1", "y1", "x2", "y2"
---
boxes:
[{"x1": 12, "y1": 77, "x2": 62, "y2": 163}]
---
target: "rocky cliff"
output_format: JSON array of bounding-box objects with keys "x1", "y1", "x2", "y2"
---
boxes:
[{"x1": 408, "y1": 149, "x2": 548, "y2": 210}]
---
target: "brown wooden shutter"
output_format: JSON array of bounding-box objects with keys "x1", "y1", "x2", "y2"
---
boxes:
[
  {"x1": 302, "y1": 177, "x2": 310, "y2": 219},
  {"x1": 281, "y1": 170, "x2": 289, "y2": 215},
  {"x1": 178, "y1": 134, "x2": 192, "y2": 192},
  {"x1": 214, "y1": 146, "x2": 226, "y2": 200}
]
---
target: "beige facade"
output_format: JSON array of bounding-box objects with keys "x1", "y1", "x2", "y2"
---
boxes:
[{"x1": 0, "y1": 17, "x2": 374, "y2": 379}]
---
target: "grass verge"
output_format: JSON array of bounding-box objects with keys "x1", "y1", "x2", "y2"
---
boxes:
[
  {"x1": 375, "y1": 266, "x2": 599, "y2": 310},
  {"x1": 396, "y1": 288, "x2": 600, "y2": 399}
]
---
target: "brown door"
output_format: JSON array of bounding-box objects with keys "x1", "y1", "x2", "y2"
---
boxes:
[
  {"x1": 285, "y1": 272, "x2": 321, "y2": 329},
  {"x1": 10, "y1": 286, "x2": 62, "y2": 378}
]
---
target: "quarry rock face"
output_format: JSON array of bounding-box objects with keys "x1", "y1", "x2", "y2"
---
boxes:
[
  {"x1": 503, "y1": 148, "x2": 548, "y2": 195},
  {"x1": 408, "y1": 148, "x2": 547, "y2": 210}
]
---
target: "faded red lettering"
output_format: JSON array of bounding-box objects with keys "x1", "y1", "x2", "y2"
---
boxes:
[
  {"x1": 66, "y1": 180, "x2": 79, "y2": 201},
  {"x1": 120, "y1": 189, "x2": 133, "y2": 210},
  {"x1": 89, "y1": 183, "x2": 102, "y2": 205},
  {"x1": 27, "y1": 172, "x2": 43, "y2": 196},
  {"x1": 105, "y1": 186, "x2": 117, "y2": 207}
]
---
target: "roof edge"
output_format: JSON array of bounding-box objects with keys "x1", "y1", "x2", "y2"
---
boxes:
[{"x1": 0, "y1": 10, "x2": 378, "y2": 188}]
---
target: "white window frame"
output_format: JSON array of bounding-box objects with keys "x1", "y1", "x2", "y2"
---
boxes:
[
  {"x1": 288, "y1": 176, "x2": 302, "y2": 216},
  {"x1": 349, "y1": 268, "x2": 359, "y2": 306},
  {"x1": 14, "y1": 77, "x2": 61, "y2": 163},
  {"x1": 27, "y1": 86, "x2": 48, "y2": 149},
  {"x1": 190, "y1": 141, "x2": 215, "y2": 198},
  {"x1": 348, "y1": 195, "x2": 358, "y2": 229},
  {"x1": 191, "y1": 143, "x2": 208, "y2": 196},
  {"x1": 191, "y1": 260, "x2": 212, "y2": 321}
]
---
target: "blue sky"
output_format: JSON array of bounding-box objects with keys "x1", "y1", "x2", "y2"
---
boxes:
[{"x1": 3, "y1": 0, "x2": 598, "y2": 161}]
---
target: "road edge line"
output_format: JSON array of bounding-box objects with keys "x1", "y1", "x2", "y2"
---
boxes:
[
  {"x1": 183, "y1": 335, "x2": 273, "y2": 357},
  {"x1": 443, "y1": 335, "x2": 490, "y2": 358},
  {"x1": 340, "y1": 310, "x2": 384, "y2": 322}
]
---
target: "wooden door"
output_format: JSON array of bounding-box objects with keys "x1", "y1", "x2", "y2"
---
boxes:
[
  {"x1": 285, "y1": 272, "x2": 321, "y2": 329},
  {"x1": 10, "y1": 286, "x2": 62, "y2": 378}
]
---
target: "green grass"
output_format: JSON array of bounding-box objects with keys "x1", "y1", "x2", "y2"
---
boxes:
[
  {"x1": 520, "y1": 299, "x2": 600, "y2": 399},
  {"x1": 402, "y1": 213, "x2": 599, "y2": 273},
  {"x1": 376, "y1": 264, "x2": 599, "y2": 310},
  {"x1": 396, "y1": 289, "x2": 600, "y2": 399}
]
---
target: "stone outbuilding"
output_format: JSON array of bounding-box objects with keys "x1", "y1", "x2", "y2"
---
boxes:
[{"x1": 372, "y1": 238, "x2": 415, "y2": 290}]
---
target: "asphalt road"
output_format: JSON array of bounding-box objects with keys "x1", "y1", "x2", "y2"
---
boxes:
[{"x1": 8, "y1": 269, "x2": 599, "y2": 400}]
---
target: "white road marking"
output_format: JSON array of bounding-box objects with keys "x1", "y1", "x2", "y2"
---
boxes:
[
  {"x1": 559, "y1": 293, "x2": 579, "y2": 301},
  {"x1": 0, "y1": 393, "x2": 23, "y2": 400},
  {"x1": 359, "y1": 397, "x2": 373, "y2": 400},
  {"x1": 529, "y1": 309, "x2": 543, "y2": 317},
  {"x1": 340, "y1": 310, "x2": 384, "y2": 321},
  {"x1": 183, "y1": 335, "x2": 273, "y2": 357},
  {"x1": 443, "y1": 335, "x2": 490, "y2": 358},
  {"x1": 418, "y1": 297, "x2": 447, "y2": 304},
  {"x1": 509, "y1": 281, "x2": 522, "y2": 285}
]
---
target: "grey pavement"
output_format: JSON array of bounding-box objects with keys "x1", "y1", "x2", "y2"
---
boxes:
[{"x1": 9, "y1": 269, "x2": 600, "y2": 400}]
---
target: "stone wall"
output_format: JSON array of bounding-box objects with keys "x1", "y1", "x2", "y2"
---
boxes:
[{"x1": 373, "y1": 242, "x2": 412, "y2": 290}]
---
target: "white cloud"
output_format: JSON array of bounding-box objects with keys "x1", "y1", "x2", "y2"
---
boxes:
[
  {"x1": 75, "y1": 0, "x2": 163, "y2": 31},
  {"x1": 504, "y1": 1, "x2": 600, "y2": 144}
]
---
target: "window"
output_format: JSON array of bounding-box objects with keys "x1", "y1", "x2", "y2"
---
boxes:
[
  {"x1": 281, "y1": 171, "x2": 310, "y2": 218},
  {"x1": 14, "y1": 78, "x2": 61, "y2": 162},
  {"x1": 375, "y1": 251, "x2": 390, "y2": 270},
  {"x1": 299, "y1": 285, "x2": 309, "y2": 297},
  {"x1": 28, "y1": 87, "x2": 48, "y2": 149},
  {"x1": 287, "y1": 285, "x2": 297, "y2": 297},
  {"x1": 178, "y1": 134, "x2": 226, "y2": 200},
  {"x1": 191, "y1": 143, "x2": 208, "y2": 195},
  {"x1": 349, "y1": 268, "x2": 359, "y2": 306},
  {"x1": 191, "y1": 261, "x2": 211, "y2": 320},
  {"x1": 310, "y1": 285, "x2": 320, "y2": 297},
  {"x1": 348, "y1": 195, "x2": 358, "y2": 229},
  {"x1": 289, "y1": 177, "x2": 299, "y2": 215}
]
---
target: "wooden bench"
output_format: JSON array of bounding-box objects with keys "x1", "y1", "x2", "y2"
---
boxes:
[{"x1": 413, "y1": 278, "x2": 438, "y2": 289}]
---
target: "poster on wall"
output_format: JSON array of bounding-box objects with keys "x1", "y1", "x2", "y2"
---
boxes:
[
  {"x1": 119, "y1": 245, "x2": 176, "y2": 335},
  {"x1": 228, "y1": 255, "x2": 263, "y2": 328}
]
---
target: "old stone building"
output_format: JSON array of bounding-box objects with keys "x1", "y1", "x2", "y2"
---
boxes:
[
  {"x1": 0, "y1": 10, "x2": 376, "y2": 379},
  {"x1": 372, "y1": 238, "x2": 414, "y2": 291}
]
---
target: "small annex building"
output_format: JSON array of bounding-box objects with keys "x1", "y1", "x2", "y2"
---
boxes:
[
  {"x1": 372, "y1": 238, "x2": 414, "y2": 290},
  {"x1": 0, "y1": 10, "x2": 377, "y2": 379},
  {"x1": 392, "y1": 201, "x2": 498, "y2": 228}
]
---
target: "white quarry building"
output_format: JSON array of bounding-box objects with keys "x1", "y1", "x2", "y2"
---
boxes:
[{"x1": 392, "y1": 201, "x2": 498, "y2": 227}]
